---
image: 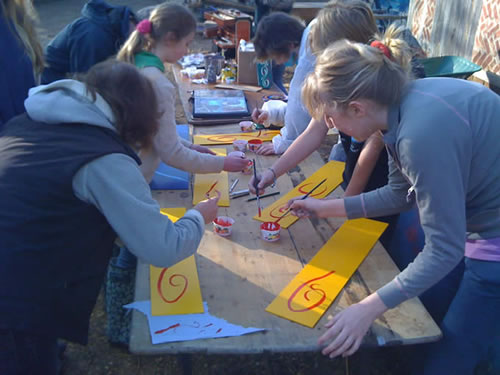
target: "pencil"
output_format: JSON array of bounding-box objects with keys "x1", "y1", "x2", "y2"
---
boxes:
[
  {"x1": 274, "y1": 178, "x2": 327, "y2": 223},
  {"x1": 246, "y1": 191, "x2": 280, "y2": 201}
]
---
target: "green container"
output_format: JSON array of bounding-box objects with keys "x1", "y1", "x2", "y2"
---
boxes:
[{"x1": 418, "y1": 56, "x2": 481, "y2": 79}]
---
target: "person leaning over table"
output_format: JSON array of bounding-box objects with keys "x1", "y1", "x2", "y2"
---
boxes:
[
  {"x1": 0, "y1": 60, "x2": 220, "y2": 375},
  {"x1": 107, "y1": 3, "x2": 250, "y2": 345},
  {"x1": 250, "y1": 28, "x2": 500, "y2": 374}
]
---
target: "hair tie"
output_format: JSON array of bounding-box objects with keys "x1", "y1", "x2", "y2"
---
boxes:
[
  {"x1": 136, "y1": 19, "x2": 152, "y2": 34},
  {"x1": 370, "y1": 41, "x2": 392, "y2": 60}
]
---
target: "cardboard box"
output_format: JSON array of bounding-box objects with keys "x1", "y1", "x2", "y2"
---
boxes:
[{"x1": 237, "y1": 45, "x2": 258, "y2": 85}]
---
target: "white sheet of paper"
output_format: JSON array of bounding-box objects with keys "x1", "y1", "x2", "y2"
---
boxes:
[{"x1": 125, "y1": 301, "x2": 266, "y2": 345}]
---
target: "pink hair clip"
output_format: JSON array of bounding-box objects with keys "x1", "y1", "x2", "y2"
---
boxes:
[{"x1": 136, "y1": 19, "x2": 152, "y2": 34}]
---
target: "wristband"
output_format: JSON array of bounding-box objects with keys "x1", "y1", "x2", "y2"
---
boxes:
[{"x1": 267, "y1": 167, "x2": 277, "y2": 188}]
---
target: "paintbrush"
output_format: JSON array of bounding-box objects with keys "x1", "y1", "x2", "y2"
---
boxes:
[
  {"x1": 252, "y1": 158, "x2": 261, "y2": 217},
  {"x1": 205, "y1": 181, "x2": 218, "y2": 197},
  {"x1": 274, "y1": 178, "x2": 327, "y2": 223}
]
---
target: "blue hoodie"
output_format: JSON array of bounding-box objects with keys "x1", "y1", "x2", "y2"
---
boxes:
[
  {"x1": 41, "y1": 0, "x2": 135, "y2": 84},
  {"x1": 0, "y1": 6, "x2": 36, "y2": 129}
]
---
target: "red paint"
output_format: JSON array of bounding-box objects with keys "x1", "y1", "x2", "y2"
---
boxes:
[
  {"x1": 205, "y1": 181, "x2": 218, "y2": 196},
  {"x1": 157, "y1": 268, "x2": 188, "y2": 304},
  {"x1": 287, "y1": 271, "x2": 336, "y2": 312},
  {"x1": 154, "y1": 323, "x2": 180, "y2": 334},
  {"x1": 269, "y1": 205, "x2": 289, "y2": 219},
  {"x1": 261, "y1": 222, "x2": 280, "y2": 231},
  {"x1": 298, "y1": 182, "x2": 328, "y2": 198},
  {"x1": 216, "y1": 328, "x2": 222, "y2": 334},
  {"x1": 204, "y1": 323, "x2": 213, "y2": 327},
  {"x1": 214, "y1": 218, "x2": 231, "y2": 226},
  {"x1": 206, "y1": 131, "x2": 274, "y2": 143}
]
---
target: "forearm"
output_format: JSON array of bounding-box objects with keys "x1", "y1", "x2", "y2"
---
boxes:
[
  {"x1": 272, "y1": 118, "x2": 328, "y2": 176},
  {"x1": 319, "y1": 198, "x2": 347, "y2": 218},
  {"x1": 344, "y1": 133, "x2": 385, "y2": 197}
]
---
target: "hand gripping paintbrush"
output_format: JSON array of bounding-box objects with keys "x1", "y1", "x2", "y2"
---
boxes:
[{"x1": 274, "y1": 178, "x2": 327, "y2": 224}]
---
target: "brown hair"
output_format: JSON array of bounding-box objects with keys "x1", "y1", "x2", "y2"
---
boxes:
[
  {"x1": 117, "y1": 3, "x2": 196, "y2": 64},
  {"x1": 1, "y1": 0, "x2": 43, "y2": 74},
  {"x1": 252, "y1": 12, "x2": 305, "y2": 61},
  {"x1": 84, "y1": 60, "x2": 160, "y2": 149},
  {"x1": 302, "y1": 25, "x2": 412, "y2": 120},
  {"x1": 309, "y1": 0, "x2": 377, "y2": 55}
]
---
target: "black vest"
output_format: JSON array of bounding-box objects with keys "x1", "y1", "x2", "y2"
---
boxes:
[{"x1": 0, "y1": 114, "x2": 140, "y2": 344}]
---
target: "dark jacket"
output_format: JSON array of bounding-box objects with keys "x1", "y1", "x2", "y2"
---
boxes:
[
  {"x1": 0, "y1": 7, "x2": 36, "y2": 129},
  {"x1": 41, "y1": 0, "x2": 135, "y2": 84},
  {"x1": 0, "y1": 114, "x2": 140, "y2": 344}
]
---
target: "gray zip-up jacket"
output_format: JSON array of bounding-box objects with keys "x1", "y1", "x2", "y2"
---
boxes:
[
  {"x1": 24, "y1": 80, "x2": 205, "y2": 268},
  {"x1": 344, "y1": 78, "x2": 500, "y2": 308}
]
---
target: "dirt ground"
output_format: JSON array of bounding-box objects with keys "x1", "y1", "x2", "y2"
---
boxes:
[{"x1": 32, "y1": 1, "x2": 418, "y2": 374}]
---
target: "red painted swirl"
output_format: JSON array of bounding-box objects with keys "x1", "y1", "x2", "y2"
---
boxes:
[
  {"x1": 287, "y1": 270, "x2": 336, "y2": 312},
  {"x1": 157, "y1": 268, "x2": 188, "y2": 303},
  {"x1": 298, "y1": 182, "x2": 328, "y2": 198}
]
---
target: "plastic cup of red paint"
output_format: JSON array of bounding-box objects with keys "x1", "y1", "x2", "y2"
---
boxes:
[
  {"x1": 248, "y1": 139, "x2": 263, "y2": 152},
  {"x1": 260, "y1": 221, "x2": 281, "y2": 242},
  {"x1": 213, "y1": 216, "x2": 235, "y2": 237}
]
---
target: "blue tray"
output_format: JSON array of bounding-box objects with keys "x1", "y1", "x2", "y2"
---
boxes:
[{"x1": 149, "y1": 125, "x2": 190, "y2": 190}]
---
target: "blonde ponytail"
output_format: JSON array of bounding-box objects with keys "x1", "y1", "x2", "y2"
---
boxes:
[
  {"x1": 302, "y1": 24, "x2": 413, "y2": 120},
  {"x1": 116, "y1": 30, "x2": 149, "y2": 64}
]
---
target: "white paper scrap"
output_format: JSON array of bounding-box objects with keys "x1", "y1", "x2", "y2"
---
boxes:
[{"x1": 125, "y1": 301, "x2": 266, "y2": 345}]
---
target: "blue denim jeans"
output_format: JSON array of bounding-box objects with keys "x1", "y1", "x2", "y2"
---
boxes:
[
  {"x1": 0, "y1": 329, "x2": 58, "y2": 375},
  {"x1": 115, "y1": 246, "x2": 137, "y2": 269},
  {"x1": 418, "y1": 258, "x2": 500, "y2": 374}
]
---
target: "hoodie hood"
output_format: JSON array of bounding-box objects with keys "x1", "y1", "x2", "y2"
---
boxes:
[
  {"x1": 82, "y1": 0, "x2": 135, "y2": 42},
  {"x1": 24, "y1": 80, "x2": 115, "y2": 131}
]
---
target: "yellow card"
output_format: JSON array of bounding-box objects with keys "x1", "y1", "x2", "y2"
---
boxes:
[
  {"x1": 193, "y1": 130, "x2": 280, "y2": 145},
  {"x1": 266, "y1": 218, "x2": 388, "y2": 327},
  {"x1": 150, "y1": 208, "x2": 204, "y2": 316},
  {"x1": 254, "y1": 161, "x2": 345, "y2": 228},
  {"x1": 193, "y1": 148, "x2": 229, "y2": 207}
]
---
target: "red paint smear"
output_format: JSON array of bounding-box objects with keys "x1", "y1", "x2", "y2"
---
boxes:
[
  {"x1": 157, "y1": 268, "x2": 188, "y2": 304},
  {"x1": 216, "y1": 328, "x2": 222, "y2": 334},
  {"x1": 269, "y1": 204, "x2": 290, "y2": 219},
  {"x1": 205, "y1": 181, "x2": 218, "y2": 196},
  {"x1": 154, "y1": 323, "x2": 180, "y2": 334},
  {"x1": 204, "y1": 323, "x2": 213, "y2": 327},
  {"x1": 298, "y1": 182, "x2": 328, "y2": 198},
  {"x1": 206, "y1": 131, "x2": 273, "y2": 143},
  {"x1": 287, "y1": 271, "x2": 336, "y2": 312}
]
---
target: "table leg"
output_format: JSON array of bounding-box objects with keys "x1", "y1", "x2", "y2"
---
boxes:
[{"x1": 178, "y1": 354, "x2": 192, "y2": 375}]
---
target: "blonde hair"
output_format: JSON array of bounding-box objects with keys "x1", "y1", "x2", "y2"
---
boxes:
[
  {"x1": 309, "y1": 0, "x2": 377, "y2": 55},
  {"x1": 117, "y1": 3, "x2": 196, "y2": 64},
  {"x1": 303, "y1": 24, "x2": 413, "y2": 120},
  {"x1": 1, "y1": 0, "x2": 43, "y2": 74}
]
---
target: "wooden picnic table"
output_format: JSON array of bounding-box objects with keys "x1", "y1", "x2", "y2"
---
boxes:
[{"x1": 130, "y1": 121, "x2": 441, "y2": 356}]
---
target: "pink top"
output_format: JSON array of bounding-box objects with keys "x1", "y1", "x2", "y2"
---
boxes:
[{"x1": 465, "y1": 237, "x2": 500, "y2": 262}]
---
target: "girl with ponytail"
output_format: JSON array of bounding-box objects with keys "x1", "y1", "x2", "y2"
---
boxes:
[{"x1": 269, "y1": 26, "x2": 500, "y2": 374}]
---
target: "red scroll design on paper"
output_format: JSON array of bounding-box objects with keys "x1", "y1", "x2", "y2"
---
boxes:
[
  {"x1": 157, "y1": 268, "x2": 188, "y2": 304},
  {"x1": 287, "y1": 271, "x2": 336, "y2": 312},
  {"x1": 206, "y1": 131, "x2": 275, "y2": 143}
]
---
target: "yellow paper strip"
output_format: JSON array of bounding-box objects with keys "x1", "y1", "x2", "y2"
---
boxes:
[
  {"x1": 150, "y1": 208, "x2": 204, "y2": 316},
  {"x1": 254, "y1": 161, "x2": 345, "y2": 228},
  {"x1": 193, "y1": 130, "x2": 280, "y2": 145},
  {"x1": 266, "y1": 218, "x2": 388, "y2": 327},
  {"x1": 193, "y1": 148, "x2": 229, "y2": 207}
]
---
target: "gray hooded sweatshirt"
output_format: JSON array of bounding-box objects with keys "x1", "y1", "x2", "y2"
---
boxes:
[{"x1": 24, "y1": 80, "x2": 205, "y2": 268}]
